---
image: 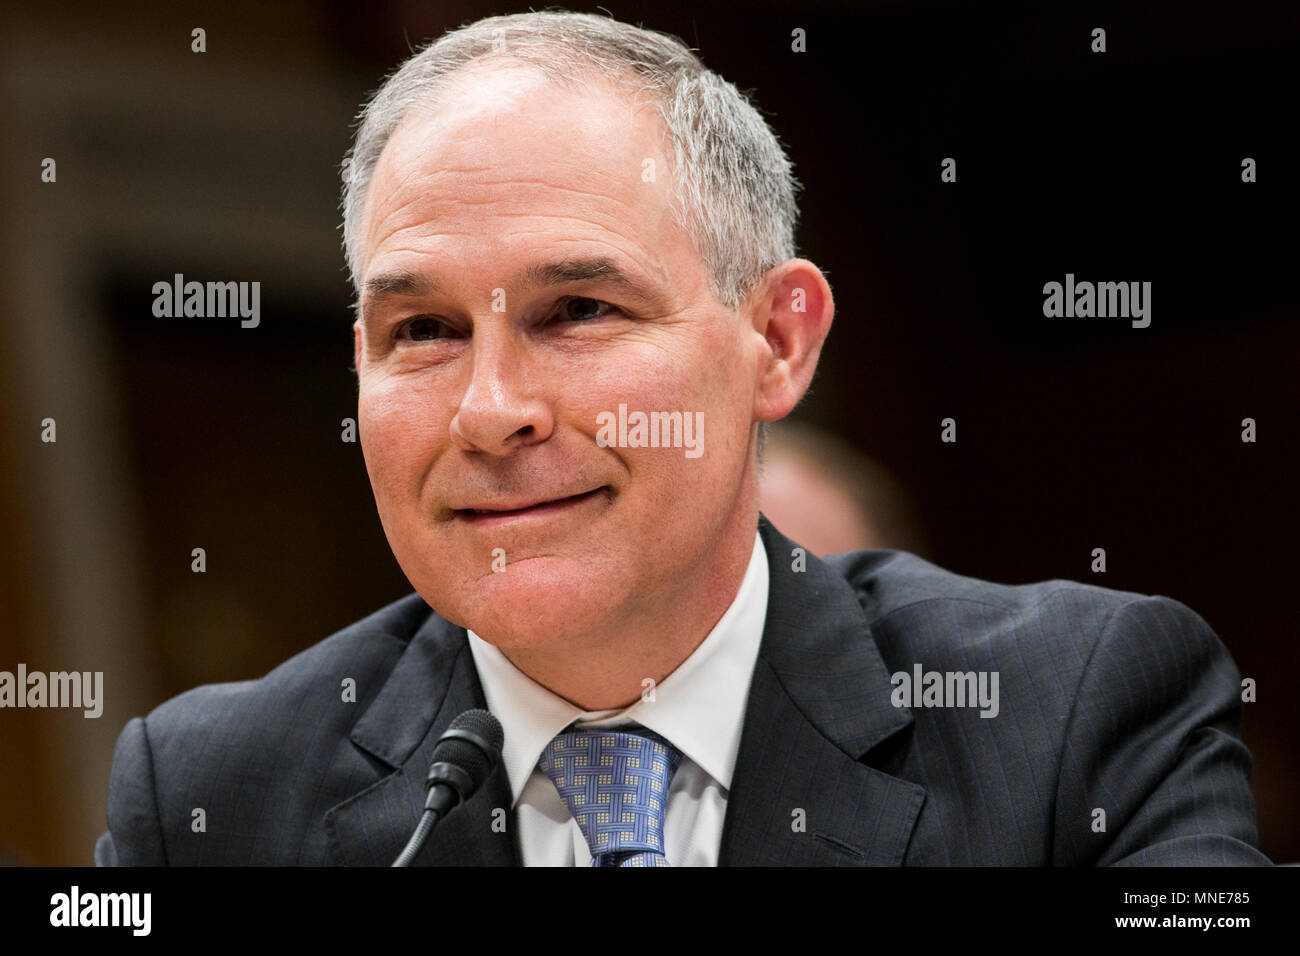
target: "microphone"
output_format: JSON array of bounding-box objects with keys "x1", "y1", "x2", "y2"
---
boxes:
[{"x1": 391, "y1": 708, "x2": 504, "y2": 867}]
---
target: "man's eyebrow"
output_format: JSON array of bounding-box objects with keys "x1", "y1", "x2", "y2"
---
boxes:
[
  {"x1": 362, "y1": 269, "x2": 432, "y2": 307},
  {"x1": 523, "y1": 256, "x2": 646, "y2": 292},
  {"x1": 359, "y1": 256, "x2": 663, "y2": 321}
]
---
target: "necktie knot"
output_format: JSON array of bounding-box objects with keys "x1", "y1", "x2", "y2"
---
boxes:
[{"x1": 538, "y1": 727, "x2": 684, "y2": 867}]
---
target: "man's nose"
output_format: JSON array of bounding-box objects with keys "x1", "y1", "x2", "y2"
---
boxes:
[{"x1": 448, "y1": 327, "x2": 553, "y2": 455}]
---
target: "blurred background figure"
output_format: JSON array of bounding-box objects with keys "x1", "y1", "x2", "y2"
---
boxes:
[{"x1": 758, "y1": 421, "x2": 930, "y2": 559}]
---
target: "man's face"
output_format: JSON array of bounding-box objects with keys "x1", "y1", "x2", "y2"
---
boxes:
[{"x1": 354, "y1": 63, "x2": 766, "y2": 650}]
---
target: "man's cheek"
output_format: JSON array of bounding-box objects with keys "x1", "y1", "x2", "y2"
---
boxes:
[{"x1": 360, "y1": 421, "x2": 410, "y2": 498}]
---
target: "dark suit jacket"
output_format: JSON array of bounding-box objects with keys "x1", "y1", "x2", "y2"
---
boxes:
[{"x1": 95, "y1": 515, "x2": 1270, "y2": 865}]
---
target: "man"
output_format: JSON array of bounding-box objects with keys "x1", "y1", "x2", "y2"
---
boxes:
[{"x1": 96, "y1": 11, "x2": 1268, "y2": 866}]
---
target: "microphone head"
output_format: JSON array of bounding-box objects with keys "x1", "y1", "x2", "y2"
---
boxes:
[{"x1": 427, "y1": 709, "x2": 504, "y2": 798}]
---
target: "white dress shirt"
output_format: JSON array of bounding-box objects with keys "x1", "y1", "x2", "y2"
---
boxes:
[{"x1": 466, "y1": 530, "x2": 769, "y2": 866}]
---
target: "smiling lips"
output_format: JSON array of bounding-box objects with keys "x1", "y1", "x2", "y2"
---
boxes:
[{"x1": 453, "y1": 487, "x2": 606, "y2": 524}]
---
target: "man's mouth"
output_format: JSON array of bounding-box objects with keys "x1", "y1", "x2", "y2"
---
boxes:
[{"x1": 452, "y1": 487, "x2": 608, "y2": 525}]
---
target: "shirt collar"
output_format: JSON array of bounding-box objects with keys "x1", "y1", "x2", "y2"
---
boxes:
[{"x1": 467, "y1": 529, "x2": 769, "y2": 807}]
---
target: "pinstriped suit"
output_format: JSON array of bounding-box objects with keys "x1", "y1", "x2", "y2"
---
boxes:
[{"x1": 94, "y1": 515, "x2": 1270, "y2": 865}]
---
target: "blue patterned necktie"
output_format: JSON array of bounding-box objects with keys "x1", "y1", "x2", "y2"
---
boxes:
[{"x1": 539, "y1": 727, "x2": 684, "y2": 867}]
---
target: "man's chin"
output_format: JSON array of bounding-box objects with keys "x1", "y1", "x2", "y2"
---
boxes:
[{"x1": 431, "y1": 556, "x2": 631, "y2": 648}]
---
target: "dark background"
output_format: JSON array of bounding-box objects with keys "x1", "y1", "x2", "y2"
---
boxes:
[{"x1": 1, "y1": 0, "x2": 1295, "y2": 864}]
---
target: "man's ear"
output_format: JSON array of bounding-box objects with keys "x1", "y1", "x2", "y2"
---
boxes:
[{"x1": 750, "y1": 259, "x2": 834, "y2": 423}]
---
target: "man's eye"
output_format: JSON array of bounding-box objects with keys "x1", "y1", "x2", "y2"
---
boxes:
[
  {"x1": 558, "y1": 297, "x2": 617, "y2": 322},
  {"x1": 397, "y1": 316, "x2": 452, "y2": 342}
]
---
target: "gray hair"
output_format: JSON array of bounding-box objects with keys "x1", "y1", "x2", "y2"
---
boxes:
[{"x1": 340, "y1": 10, "x2": 800, "y2": 310}]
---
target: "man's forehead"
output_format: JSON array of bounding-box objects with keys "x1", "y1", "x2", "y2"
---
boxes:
[
  {"x1": 360, "y1": 62, "x2": 683, "y2": 293},
  {"x1": 375, "y1": 62, "x2": 667, "y2": 187}
]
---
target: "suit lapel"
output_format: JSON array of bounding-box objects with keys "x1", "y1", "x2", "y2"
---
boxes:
[
  {"x1": 324, "y1": 610, "x2": 518, "y2": 866},
  {"x1": 718, "y1": 516, "x2": 926, "y2": 865}
]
